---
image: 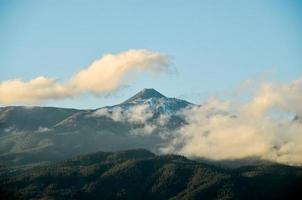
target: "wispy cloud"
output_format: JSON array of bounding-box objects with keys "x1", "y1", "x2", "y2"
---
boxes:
[{"x1": 0, "y1": 49, "x2": 170, "y2": 104}]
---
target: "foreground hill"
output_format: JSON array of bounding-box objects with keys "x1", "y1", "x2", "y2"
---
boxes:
[{"x1": 1, "y1": 149, "x2": 301, "y2": 200}]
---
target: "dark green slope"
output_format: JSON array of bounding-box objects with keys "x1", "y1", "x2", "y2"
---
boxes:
[
  {"x1": 0, "y1": 149, "x2": 301, "y2": 200},
  {"x1": 0, "y1": 106, "x2": 80, "y2": 132}
]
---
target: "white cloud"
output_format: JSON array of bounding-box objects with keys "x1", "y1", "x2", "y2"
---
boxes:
[
  {"x1": 92, "y1": 107, "x2": 125, "y2": 121},
  {"x1": 0, "y1": 49, "x2": 169, "y2": 105},
  {"x1": 244, "y1": 77, "x2": 302, "y2": 117},
  {"x1": 127, "y1": 104, "x2": 154, "y2": 123},
  {"x1": 161, "y1": 76, "x2": 302, "y2": 166},
  {"x1": 0, "y1": 76, "x2": 72, "y2": 105},
  {"x1": 131, "y1": 124, "x2": 157, "y2": 136},
  {"x1": 92, "y1": 104, "x2": 154, "y2": 124},
  {"x1": 36, "y1": 127, "x2": 51, "y2": 133},
  {"x1": 92, "y1": 104, "x2": 158, "y2": 135}
]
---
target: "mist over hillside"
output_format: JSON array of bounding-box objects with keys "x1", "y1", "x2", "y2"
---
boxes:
[
  {"x1": 1, "y1": 87, "x2": 302, "y2": 168},
  {"x1": 0, "y1": 89, "x2": 191, "y2": 165}
]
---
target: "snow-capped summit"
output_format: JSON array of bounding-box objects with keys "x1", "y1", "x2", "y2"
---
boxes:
[
  {"x1": 123, "y1": 88, "x2": 165, "y2": 103},
  {"x1": 110, "y1": 88, "x2": 193, "y2": 114}
]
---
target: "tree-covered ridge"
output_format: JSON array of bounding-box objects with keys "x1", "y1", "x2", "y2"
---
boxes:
[{"x1": 0, "y1": 149, "x2": 302, "y2": 200}]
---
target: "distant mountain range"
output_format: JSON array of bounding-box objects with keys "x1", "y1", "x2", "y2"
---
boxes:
[
  {"x1": 1, "y1": 149, "x2": 301, "y2": 200},
  {"x1": 0, "y1": 89, "x2": 192, "y2": 165},
  {"x1": 1, "y1": 89, "x2": 302, "y2": 200}
]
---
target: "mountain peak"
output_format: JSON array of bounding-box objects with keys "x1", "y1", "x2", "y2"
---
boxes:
[
  {"x1": 123, "y1": 88, "x2": 165, "y2": 103},
  {"x1": 139, "y1": 88, "x2": 165, "y2": 98}
]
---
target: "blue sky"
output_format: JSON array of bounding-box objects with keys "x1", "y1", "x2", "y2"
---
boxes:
[{"x1": 1, "y1": 0, "x2": 302, "y2": 108}]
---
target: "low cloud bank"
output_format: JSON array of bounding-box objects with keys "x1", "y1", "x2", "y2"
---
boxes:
[
  {"x1": 0, "y1": 49, "x2": 169, "y2": 104},
  {"x1": 93, "y1": 104, "x2": 154, "y2": 124},
  {"x1": 92, "y1": 104, "x2": 158, "y2": 135},
  {"x1": 161, "y1": 77, "x2": 302, "y2": 166}
]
